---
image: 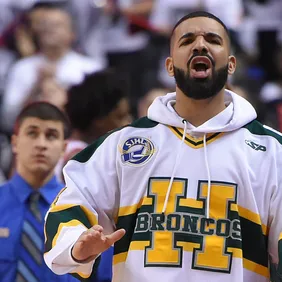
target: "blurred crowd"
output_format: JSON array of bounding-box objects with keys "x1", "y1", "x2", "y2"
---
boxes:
[
  {"x1": 0, "y1": 0, "x2": 281, "y2": 281},
  {"x1": 0, "y1": 0, "x2": 282, "y2": 182}
]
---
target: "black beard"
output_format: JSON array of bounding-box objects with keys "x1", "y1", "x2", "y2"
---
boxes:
[{"x1": 173, "y1": 64, "x2": 229, "y2": 100}]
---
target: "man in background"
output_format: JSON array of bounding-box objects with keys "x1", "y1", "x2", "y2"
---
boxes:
[
  {"x1": 55, "y1": 69, "x2": 132, "y2": 180},
  {"x1": 1, "y1": 3, "x2": 104, "y2": 132},
  {"x1": 0, "y1": 102, "x2": 78, "y2": 282}
]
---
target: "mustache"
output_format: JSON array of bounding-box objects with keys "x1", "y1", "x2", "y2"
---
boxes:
[{"x1": 187, "y1": 52, "x2": 215, "y2": 68}]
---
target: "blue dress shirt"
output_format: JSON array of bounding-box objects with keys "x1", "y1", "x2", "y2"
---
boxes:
[{"x1": 0, "y1": 173, "x2": 78, "y2": 282}]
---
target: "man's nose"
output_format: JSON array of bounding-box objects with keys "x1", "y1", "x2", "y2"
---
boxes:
[
  {"x1": 192, "y1": 36, "x2": 208, "y2": 54},
  {"x1": 35, "y1": 134, "x2": 48, "y2": 149}
]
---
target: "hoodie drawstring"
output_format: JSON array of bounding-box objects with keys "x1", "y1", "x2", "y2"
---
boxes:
[
  {"x1": 203, "y1": 134, "x2": 211, "y2": 219},
  {"x1": 162, "y1": 119, "x2": 188, "y2": 214},
  {"x1": 162, "y1": 122, "x2": 212, "y2": 220}
]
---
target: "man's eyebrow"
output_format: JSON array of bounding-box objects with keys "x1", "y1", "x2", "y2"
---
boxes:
[
  {"x1": 25, "y1": 125, "x2": 39, "y2": 130},
  {"x1": 46, "y1": 128, "x2": 60, "y2": 134},
  {"x1": 205, "y1": 32, "x2": 223, "y2": 41},
  {"x1": 178, "y1": 32, "x2": 223, "y2": 43},
  {"x1": 178, "y1": 32, "x2": 195, "y2": 43}
]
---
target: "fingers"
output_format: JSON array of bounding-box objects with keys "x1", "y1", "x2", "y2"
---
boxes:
[
  {"x1": 91, "y1": 225, "x2": 104, "y2": 232},
  {"x1": 87, "y1": 227, "x2": 104, "y2": 241},
  {"x1": 87, "y1": 225, "x2": 104, "y2": 237},
  {"x1": 72, "y1": 226, "x2": 105, "y2": 261},
  {"x1": 72, "y1": 227, "x2": 126, "y2": 261},
  {"x1": 106, "y1": 228, "x2": 126, "y2": 245},
  {"x1": 83, "y1": 225, "x2": 125, "y2": 245}
]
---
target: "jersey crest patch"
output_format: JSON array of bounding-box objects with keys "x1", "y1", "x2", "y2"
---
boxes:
[{"x1": 121, "y1": 137, "x2": 155, "y2": 166}]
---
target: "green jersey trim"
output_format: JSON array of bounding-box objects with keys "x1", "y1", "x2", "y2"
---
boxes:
[{"x1": 244, "y1": 120, "x2": 282, "y2": 145}]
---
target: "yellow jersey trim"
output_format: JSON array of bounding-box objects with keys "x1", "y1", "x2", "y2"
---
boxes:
[
  {"x1": 168, "y1": 126, "x2": 224, "y2": 148},
  {"x1": 243, "y1": 258, "x2": 269, "y2": 278},
  {"x1": 231, "y1": 204, "x2": 268, "y2": 236},
  {"x1": 49, "y1": 204, "x2": 98, "y2": 227}
]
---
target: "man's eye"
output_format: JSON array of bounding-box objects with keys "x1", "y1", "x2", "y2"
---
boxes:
[
  {"x1": 210, "y1": 39, "x2": 220, "y2": 45},
  {"x1": 27, "y1": 131, "x2": 37, "y2": 137},
  {"x1": 47, "y1": 134, "x2": 58, "y2": 140},
  {"x1": 180, "y1": 39, "x2": 193, "y2": 46}
]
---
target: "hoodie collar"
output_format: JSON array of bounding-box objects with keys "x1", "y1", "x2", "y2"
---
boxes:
[
  {"x1": 148, "y1": 90, "x2": 257, "y2": 134},
  {"x1": 167, "y1": 98, "x2": 234, "y2": 135}
]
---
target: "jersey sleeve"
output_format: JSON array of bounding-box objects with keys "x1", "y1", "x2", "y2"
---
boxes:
[
  {"x1": 268, "y1": 148, "x2": 282, "y2": 281},
  {"x1": 44, "y1": 132, "x2": 120, "y2": 280}
]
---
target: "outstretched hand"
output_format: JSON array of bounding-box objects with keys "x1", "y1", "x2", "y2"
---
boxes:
[{"x1": 71, "y1": 225, "x2": 126, "y2": 263}]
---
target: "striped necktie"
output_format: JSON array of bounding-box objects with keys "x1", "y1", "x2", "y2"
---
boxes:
[{"x1": 16, "y1": 192, "x2": 43, "y2": 282}]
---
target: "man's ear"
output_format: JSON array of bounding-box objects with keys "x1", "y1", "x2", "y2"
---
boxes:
[
  {"x1": 165, "y1": 57, "x2": 174, "y2": 77},
  {"x1": 61, "y1": 140, "x2": 67, "y2": 157},
  {"x1": 11, "y1": 134, "x2": 18, "y2": 154},
  {"x1": 228, "y1": 55, "x2": 236, "y2": 75}
]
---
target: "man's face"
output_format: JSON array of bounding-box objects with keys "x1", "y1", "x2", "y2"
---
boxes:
[
  {"x1": 167, "y1": 17, "x2": 236, "y2": 99},
  {"x1": 12, "y1": 117, "x2": 66, "y2": 176},
  {"x1": 38, "y1": 10, "x2": 74, "y2": 49}
]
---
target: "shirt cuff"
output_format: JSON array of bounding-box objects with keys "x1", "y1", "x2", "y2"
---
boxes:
[{"x1": 50, "y1": 226, "x2": 97, "y2": 276}]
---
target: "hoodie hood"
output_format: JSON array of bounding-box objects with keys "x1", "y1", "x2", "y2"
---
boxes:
[{"x1": 148, "y1": 90, "x2": 257, "y2": 134}]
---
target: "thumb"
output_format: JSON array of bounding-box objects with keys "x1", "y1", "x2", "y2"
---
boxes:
[{"x1": 105, "y1": 228, "x2": 126, "y2": 245}]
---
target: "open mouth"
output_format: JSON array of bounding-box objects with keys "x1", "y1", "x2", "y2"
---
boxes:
[{"x1": 190, "y1": 56, "x2": 212, "y2": 79}]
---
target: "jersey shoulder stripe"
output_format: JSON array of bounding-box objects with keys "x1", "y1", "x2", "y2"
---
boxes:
[{"x1": 243, "y1": 120, "x2": 282, "y2": 145}]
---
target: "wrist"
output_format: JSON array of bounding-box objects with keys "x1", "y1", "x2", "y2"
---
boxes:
[
  {"x1": 70, "y1": 245, "x2": 88, "y2": 263},
  {"x1": 70, "y1": 246, "x2": 99, "y2": 264}
]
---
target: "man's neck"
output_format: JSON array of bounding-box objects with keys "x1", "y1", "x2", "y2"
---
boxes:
[
  {"x1": 174, "y1": 88, "x2": 226, "y2": 127},
  {"x1": 41, "y1": 46, "x2": 69, "y2": 61},
  {"x1": 17, "y1": 167, "x2": 54, "y2": 190}
]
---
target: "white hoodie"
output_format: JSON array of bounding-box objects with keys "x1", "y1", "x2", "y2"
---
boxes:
[{"x1": 44, "y1": 90, "x2": 282, "y2": 282}]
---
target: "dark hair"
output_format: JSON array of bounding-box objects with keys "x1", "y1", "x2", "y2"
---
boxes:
[
  {"x1": 29, "y1": 1, "x2": 68, "y2": 11},
  {"x1": 14, "y1": 102, "x2": 70, "y2": 138},
  {"x1": 171, "y1": 11, "x2": 230, "y2": 41},
  {"x1": 65, "y1": 69, "x2": 128, "y2": 132}
]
